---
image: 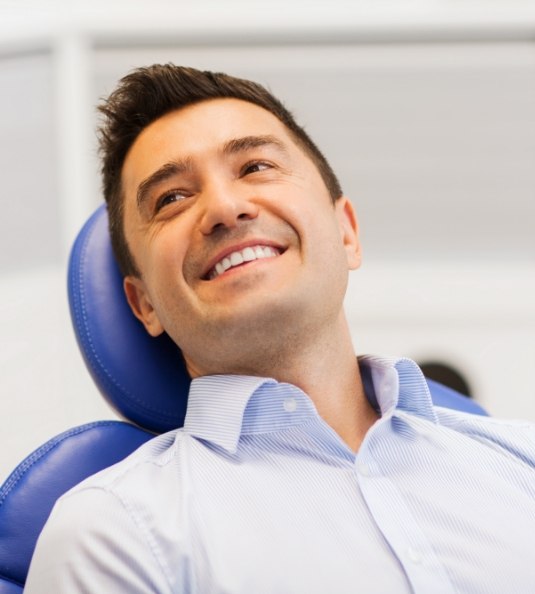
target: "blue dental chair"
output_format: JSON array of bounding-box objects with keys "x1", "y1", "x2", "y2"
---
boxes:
[{"x1": 0, "y1": 205, "x2": 488, "y2": 593}]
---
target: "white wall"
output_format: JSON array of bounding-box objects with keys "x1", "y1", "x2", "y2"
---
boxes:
[{"x1": 2, "y1": 2, "x2": 535, "y2": 482}]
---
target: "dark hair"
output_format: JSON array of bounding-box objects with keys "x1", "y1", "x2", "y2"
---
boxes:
[{"x1": 98, "y1": 64, "x2": 343, "y2": 277}]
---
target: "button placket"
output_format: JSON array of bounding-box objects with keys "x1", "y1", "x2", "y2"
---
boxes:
[
  {"x1": 357, "y1": 461, "x2": 371, "y2": 477},
  {"x1": 407, "y1": 547, "x2": 423, "y2": 564}
]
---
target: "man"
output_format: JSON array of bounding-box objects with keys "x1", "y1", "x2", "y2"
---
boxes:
[{"x1": 26, "y1": 65, "x2": 535, "y2": 593}]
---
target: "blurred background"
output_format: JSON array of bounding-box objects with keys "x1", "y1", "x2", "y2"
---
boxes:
[{"x1": 1, "y1": 0, "x2": 535, "y2": 482}]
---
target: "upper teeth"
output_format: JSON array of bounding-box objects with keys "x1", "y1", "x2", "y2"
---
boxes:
[{"x1": 211, "y1": 245, "x2": 279, "y2": 279}]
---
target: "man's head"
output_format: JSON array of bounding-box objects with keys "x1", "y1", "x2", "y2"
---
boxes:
[
  {"x1": 98, "y1": 64, "x2": 343, "y2": 278},
  {"x1": 98, "y1": 64, "x2": 361, "y2": 377}
]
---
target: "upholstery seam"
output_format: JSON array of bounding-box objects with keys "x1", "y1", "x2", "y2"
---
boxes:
[
  {"x1": 0, "y1": 421, "x2": 128, "y2": 505},
  {"x1": 72, "y1": 210, "x2": 177, "y2": 422}
]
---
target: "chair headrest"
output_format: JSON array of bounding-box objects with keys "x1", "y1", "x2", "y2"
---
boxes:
[{"x1": 68, "y1": 205, "x2": 190, "y2": 433}]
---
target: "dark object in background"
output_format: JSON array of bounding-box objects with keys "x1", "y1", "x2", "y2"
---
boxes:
[{"x1": 419, "y1": 361, "x2": 472, "y2": 399}]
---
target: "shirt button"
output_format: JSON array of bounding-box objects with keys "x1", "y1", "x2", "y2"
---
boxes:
[
  {"x1": 357, "y1": 462, "x2": 371, "y2": 477},
  {"x1": 283, "y1": 398, "x2": 297, "y2": 413},
  {"x1": 407, "y1": 547, "x2": 422, "y2": 564}
]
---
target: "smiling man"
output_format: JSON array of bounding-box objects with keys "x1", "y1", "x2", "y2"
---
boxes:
[
  {"x1": 25, "y1": 65, "x2": 535, "y2": 593},
  {"x1": 120, "y1": 96, "x2": 374, "y2": 451}
]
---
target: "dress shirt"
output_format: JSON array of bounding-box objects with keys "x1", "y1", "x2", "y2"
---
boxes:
[{"x1": 25, "y1": 355, "x2": 535, "y2": 593}]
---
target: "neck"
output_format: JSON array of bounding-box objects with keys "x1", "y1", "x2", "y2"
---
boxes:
[
  {"x1": 268, "y1": 316, "x2": 378, "y2": 452},
  {"x1": 186, "y1": 313, "x2": 378, "y2": 452}
]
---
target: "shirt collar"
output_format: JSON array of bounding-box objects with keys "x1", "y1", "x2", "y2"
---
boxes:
[
  {"x1": 359, "y1": 355, "x2": 438, "y2": 423},
  {"x1": 183, "y1": 356, "x2": 437, "y2": 453},
  {"x1": 183, "y1": 375, "x2": 319, "y2": 453}
]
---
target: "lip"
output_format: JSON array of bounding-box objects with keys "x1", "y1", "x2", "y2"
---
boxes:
[{"x1": 201, "y1": 239, "x2": 287, "y2": 280}]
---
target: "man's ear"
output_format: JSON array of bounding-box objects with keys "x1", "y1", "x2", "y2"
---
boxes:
[
  {"x1": 123, "y1": 275, "x2": 165, "y2": 337},
  {"x1": 335, "y1": 196, "x2": 361, "y2": 270}
]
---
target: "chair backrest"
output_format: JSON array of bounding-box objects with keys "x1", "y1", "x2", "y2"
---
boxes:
[
  {"x1": 0, "y1": 205, "x2": 487, "y2": 592},
  {"x1": 0, "y1": 422, "x2": 152, "y2": 593}
]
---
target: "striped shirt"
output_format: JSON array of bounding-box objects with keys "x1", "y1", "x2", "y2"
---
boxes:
[{"x1": 26, "y1": 355, "x2": 535, "y2": 593}]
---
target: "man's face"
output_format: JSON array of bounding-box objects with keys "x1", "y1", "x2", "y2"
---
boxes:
[{"x1": 121, "y1": 98, "x2": 361, "y2": 376}]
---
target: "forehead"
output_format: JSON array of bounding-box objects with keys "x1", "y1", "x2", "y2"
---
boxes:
[{"x1": 121, "y1": 98, "x2": 301, "y2": 190}]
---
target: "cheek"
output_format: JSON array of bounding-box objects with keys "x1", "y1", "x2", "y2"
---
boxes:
[
  {"x1": 145, "y1": 216, "x2": 199, "y2": 280},
  {"x1": 310, "y1": 218, "x2": 350, "y2": 276},
  {"x1": 140, "y1": 238, "x2": 187, "y2": 300},
  {"x1": 299, "y1": 201, "x2": 342, "y2": 247},
  {"x1": 149, "y1": 223, "x2": 188, "y2": 264}
]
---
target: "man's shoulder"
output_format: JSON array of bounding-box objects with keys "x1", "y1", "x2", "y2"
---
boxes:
[
  {"x1": 26, "y1": 429, "x2": 190, "y2": 593},
  {"x1": 61, "y1": 428, "x2": 186, "y2": 504},
  {"x1": 434, "y1": 404, "x2": 535, "y2": 432},
  {"x1": 434, "y1": 405, "x2": 535, "y2": 465}
]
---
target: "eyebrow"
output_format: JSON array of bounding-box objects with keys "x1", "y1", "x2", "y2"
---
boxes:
[
  {"x1": 222, "y1": 134, "x2": 289, "y2": 156},
  {"x1": 136, "y1": 134, "x2": 289, "y2": 210},
  {"x1": 136, "y1": 159, "x2": 193, "y2": 210}
]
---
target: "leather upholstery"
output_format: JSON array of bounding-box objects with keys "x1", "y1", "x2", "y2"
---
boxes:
[
  {"x1": 0, "y1": 422, "x2": 152, "y2": 593},
  {"x1": 425, "y1": 378, "x2": 486, "y2": 415},
  {"x1": 68, "y1": 205, "x2": 190, "y2": 433}
]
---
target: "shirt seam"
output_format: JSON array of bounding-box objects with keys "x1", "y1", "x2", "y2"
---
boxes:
[
  {"x1": 106, "y1": 485, "x2": 175, "y2": 592},
  {"x1": 58, "y1": 445, "x2": 180, "y2": 590}
]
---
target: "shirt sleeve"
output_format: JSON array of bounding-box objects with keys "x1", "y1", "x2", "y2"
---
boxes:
[{"x1": 24, "y1": 487, "x2": 173, "y2": 594}]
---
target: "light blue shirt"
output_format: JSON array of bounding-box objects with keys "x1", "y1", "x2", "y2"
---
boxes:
[{"x1": 26, "y1": 356, "x2": 535, "y2": 593}]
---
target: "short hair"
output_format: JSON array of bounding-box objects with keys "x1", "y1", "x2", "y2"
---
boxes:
[{"x1": 98, "y1": 64, "x2": 343, "y2": 277}]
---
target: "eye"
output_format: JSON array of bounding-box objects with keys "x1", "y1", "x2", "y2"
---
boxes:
[
  {"x1": 155, "y1": 189, "x2": 190, "y2": 213},
  {"x1": 241, "y1": 161, "x2": 273, "y2": 176}
]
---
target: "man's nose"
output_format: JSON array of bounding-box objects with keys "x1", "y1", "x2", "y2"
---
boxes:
[{"x1": 198, "y1": 182, "x2": 259, "y2": 235}]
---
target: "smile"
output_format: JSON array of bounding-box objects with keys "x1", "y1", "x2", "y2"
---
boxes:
[{"x1": 207, "y1": 245, "x2": 282, "y2": 280}]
